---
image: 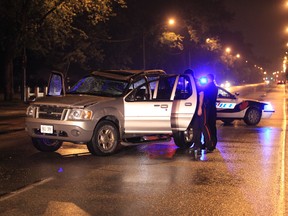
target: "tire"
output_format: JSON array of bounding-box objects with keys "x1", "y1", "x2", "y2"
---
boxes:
[
  {"x1": 32, "y1": 138, "x2": 63, "y2": 152},
  {"x1": 173, "y1": 124, "x2": 193, "y2": 149},
  {"x1": 87, "y1": 120, "x2": 119, "y2": 156},
  {"x1": 221, "y1": 119, "x2": 234, "y2": 124},
  {"x1": 243, "y1": 107, "x2": 262, "y2": 126}
]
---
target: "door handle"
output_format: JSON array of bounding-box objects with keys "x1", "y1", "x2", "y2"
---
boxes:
[{"x1": 161, "y1": 104, "x2": 168, "y2": 108}]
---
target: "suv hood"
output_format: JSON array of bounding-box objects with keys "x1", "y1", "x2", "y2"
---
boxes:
[{"x1": 32, "y1": 95, "x2": 115, "y2": 108}]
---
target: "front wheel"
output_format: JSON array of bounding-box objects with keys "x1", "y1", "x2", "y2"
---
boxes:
[
  {"x1": 173, "y1": 124, "x2": 193, "y2": 149},
  {"x1": 32, "y1": 138, "x2": 63, "y2": 152},
  {"x1": 244, "y1": 107, "x2": 261, "y2": 125},
  {"x1": 87, "y1": 120, "x2": 119, "y2": 156}
]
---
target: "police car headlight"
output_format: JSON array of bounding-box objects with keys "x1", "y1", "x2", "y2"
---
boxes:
[
  {"x1": 68, "y1": 109, "x2": 93, "y2": 120},
  {"x1": 26, "y1": 106, "x2": 35, "y2": 117},
  {"x1": 264, "y1": 103, "x2": 274, "y2": 112}
]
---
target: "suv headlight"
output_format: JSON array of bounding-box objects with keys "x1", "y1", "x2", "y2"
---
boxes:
[
  {"x1": 26, "y1": 106, "x2": 35, "y2": 117},
  {"x1": 68, "y1": 109, "x2": 93, "y2": 120}
]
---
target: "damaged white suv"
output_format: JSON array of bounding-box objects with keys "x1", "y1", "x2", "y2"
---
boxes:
[{"x1": 25, "y1": 70, "x2": 197, "y2": 156}]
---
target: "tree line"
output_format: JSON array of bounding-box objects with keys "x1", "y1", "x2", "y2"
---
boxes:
[{"x1": 0, "y1": 0, "x2": 263, "y2": 101}]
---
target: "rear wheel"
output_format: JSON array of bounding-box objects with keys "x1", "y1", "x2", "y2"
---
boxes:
[
  {"x1": 32, "y1": 138, "x2": 63, "y2": 152},
  {"x1": 244, "y1": 107, "x2": 261, "y2": 125},
  {"x1": 173, "y1": 124, "x2": 193, "y2": 149},
  {"x1": 87, "y1": 120, "x2": 119, "y2": 156}
]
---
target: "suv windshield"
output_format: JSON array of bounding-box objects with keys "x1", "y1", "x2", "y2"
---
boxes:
[{"x1": 68, "y1": 75, "x2": 129, "y2": 97}]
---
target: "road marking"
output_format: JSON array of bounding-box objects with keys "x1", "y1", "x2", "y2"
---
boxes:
[
  {"x1": 0, "y1": 177, "x2": 54, "y2": 202},
  {"x1": 278, "y1": 93, "x2": 287, "y2": 215},
  {"x1": 44, "y1": 201, "x2": 90, "y2": 216}
]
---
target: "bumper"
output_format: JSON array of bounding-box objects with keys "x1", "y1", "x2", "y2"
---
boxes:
[
  {"x1": 25, "y1": 117, "x2": 95, "y2": 143},
  {"x1": 262, "y1": 111, "x2": 274, "y2": 119}
]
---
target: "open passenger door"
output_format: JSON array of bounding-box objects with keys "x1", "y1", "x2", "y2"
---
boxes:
[{"x1": 47, "y1": 71, "x2": 66, "y2": 96}]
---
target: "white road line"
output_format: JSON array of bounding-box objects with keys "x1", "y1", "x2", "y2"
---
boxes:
[
  {"x1": 278, "y1": 90, "x2": 287, "y2": 215},
  {"x1": 0, "y1": 177, "x2": 54, "y2": 202}
]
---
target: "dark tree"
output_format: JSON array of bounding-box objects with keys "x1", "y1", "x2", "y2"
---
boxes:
[{"x1": 0, "y1": 0, "x2": 126, "y2": 101}]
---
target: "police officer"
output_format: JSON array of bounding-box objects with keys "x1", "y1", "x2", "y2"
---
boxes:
[{"x1": 202, "y1": 73, "x2": 218, "y2": 152}]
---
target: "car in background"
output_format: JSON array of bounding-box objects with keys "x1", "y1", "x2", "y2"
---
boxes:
[
  {"x1": 220, "y1": 80, "x2": 231, "y2": 89},
  {"x1": 216, "y1": 86, "x2": 274, "y2": 125},
  {"x1": 25, "y1": 70, "x2": 198, "y2": 156},
  {"x1": 277, "y1": 80, "x2": 286, "y2": 85}
]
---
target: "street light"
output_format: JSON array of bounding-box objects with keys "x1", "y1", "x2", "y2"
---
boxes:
[
  {"x1": 225, "y1": 47, "x2": 231, "y2": 53},
  {"x1": 168, "y1": 18, "x2": 175, "y2": 26}
]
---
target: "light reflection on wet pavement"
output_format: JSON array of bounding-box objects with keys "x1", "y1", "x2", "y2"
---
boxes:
[{"x1": 137, "y1": 142, "x2": 177, "y2": 159}]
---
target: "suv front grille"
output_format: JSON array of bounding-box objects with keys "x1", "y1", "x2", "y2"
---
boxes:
[{"x1": 37, "y1": 105, "x2": 67, "y2": 120}]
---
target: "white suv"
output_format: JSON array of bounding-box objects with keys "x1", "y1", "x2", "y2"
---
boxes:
[{"x1": 25, "y1": 70, "x2": 197, "y2": 156}]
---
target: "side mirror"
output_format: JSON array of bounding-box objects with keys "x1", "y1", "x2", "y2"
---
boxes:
[
  {"x1": 232, "y1": 92, "x2": 239, "y2": 99},
  {"x1": 47, "y1": 71, "x2": 65, "y2": 96}
]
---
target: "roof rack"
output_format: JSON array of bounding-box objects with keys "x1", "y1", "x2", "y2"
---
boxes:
[{"x1": 91, "y1": 69, "x2": 166, "y2": 81}]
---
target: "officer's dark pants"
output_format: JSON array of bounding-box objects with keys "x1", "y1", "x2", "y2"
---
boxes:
[
  {"x1": 203, "y1": 106, "x2": 217, "y2": 150},
  {"x1": 192, "y1": 114, "x2": 203, "y2": 150}
]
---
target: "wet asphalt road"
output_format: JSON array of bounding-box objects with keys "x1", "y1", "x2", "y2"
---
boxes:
[{"x1": 0, "y1": 84, "x2": 287, "y2": 216}]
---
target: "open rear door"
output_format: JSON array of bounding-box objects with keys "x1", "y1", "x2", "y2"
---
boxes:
[
  {"x1": 47, "y1": 71, "x2": 66, "y2": 96},
  {"x1": 170, "y1": 74, "x2": 197, "y2": 131}
]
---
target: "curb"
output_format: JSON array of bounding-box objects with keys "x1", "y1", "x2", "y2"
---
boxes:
[{"x1": 0, "y1": 100, "x2": 28, "y2": 118}]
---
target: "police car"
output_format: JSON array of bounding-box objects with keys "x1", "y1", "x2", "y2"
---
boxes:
[{"x1": 216, "y1": 86, "x2": 274, "y2": 125}]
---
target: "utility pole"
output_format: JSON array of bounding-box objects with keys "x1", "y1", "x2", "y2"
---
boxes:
[
  {"x1": 142, "y1": 31, "x2": 146, "y2": 70},
  {"x1": 22, "y1": 46, "x2": 27, "y2": 102}
]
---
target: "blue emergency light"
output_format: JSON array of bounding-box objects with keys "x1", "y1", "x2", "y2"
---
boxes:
[{"x1": 199, "y1": 77, "x2": 208, "y2": 85}]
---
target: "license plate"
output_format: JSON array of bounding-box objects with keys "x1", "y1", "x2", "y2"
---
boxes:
[{"x1": 40, "y1": 125, "x2": 53, "y2": 134}]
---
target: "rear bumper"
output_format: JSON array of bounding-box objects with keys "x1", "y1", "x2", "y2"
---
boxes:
[{"x1": 262, "y1": 111, "x2": 274, "y2": 119}]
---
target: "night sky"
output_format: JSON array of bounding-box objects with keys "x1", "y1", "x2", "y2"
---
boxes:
[{"x1": 224, "y1": 0, "x2": 286, "y2": 72}]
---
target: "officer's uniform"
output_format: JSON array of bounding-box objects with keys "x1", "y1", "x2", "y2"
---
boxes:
[{"x1": 203, "y1": 80, "x2": 218, "y2": 151}]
